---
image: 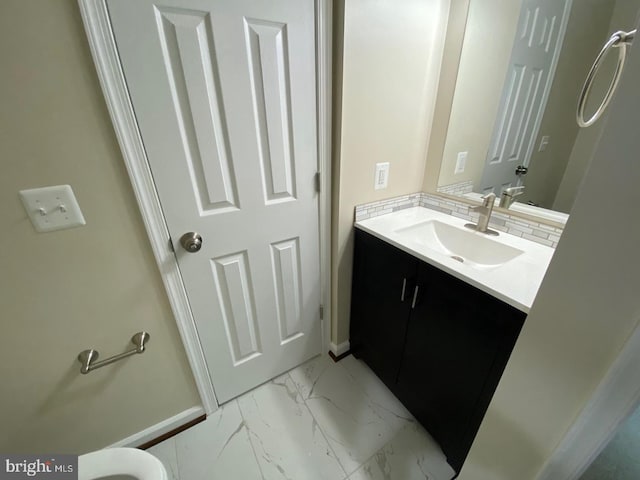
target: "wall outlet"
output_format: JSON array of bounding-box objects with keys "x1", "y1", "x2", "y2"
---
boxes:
[
  {"x1": 19, "y1": 185, "x2": 86, "y2": 233},
  {"x1": 455, "y1": 151, "x2": 467, "y2": 174},
  {"x1": 374, "y1": 162, "x2": 390, "y2": 190},
  {"x1": 539, "y1": 135, "x2": 550, "y2": 152}
]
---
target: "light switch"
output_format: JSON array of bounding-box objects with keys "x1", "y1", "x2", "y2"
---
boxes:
[
  {"x1": 455, "y1": 152, "x2": 467, "y2": 174},
  {"x1": 19, "y1": 185, "x2": 86, "y2": 233},
  {"x1": 374, "y1": 162, "x2": 390, "y2": 190},
  {"x1": 538, "y1": 136, "x2": 550, "y2": 152}
]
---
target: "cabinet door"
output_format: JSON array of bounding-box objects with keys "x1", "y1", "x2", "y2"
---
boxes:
[
  {"x1": 350, "y1": 230, "x2": 417, "y2": 389},
  {"x1": 396, "y1": 261, "x2": 525, "y2": 473}
]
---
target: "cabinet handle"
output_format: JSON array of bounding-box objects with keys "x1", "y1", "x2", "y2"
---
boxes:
[
  {"x1": 400, "y1": 278, "x2": 407, "y2": 301},
  {"x1": 411, "y1": 285, "x2": 419, "y2": 309}
]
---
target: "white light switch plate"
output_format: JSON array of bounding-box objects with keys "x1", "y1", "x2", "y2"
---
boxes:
[
  {"x1": 374, "y1": 162, "x2": 390, "y2": 190},
  {"x1": 19, "y1": 185, "x2": 86, "y2": 232}
]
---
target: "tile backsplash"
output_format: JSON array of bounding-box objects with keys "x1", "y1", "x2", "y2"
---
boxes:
[
  {"x1": 354, "y1": 192, "x2": 563, "y2": 249},
  {"x1": 354, "y1": 193, "x2": 422, "y2": 222},
  {"x1": 436, "y1": 180, "x2": 474, "y2": 196}
]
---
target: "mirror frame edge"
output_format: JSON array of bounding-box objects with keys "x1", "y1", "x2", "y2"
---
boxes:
[
  {"x1": 423, "y1": 0, "x2": 471, "y2": 194},
  {"x1": 431, "y1": 191, "x2": 567, "y2": 229}
]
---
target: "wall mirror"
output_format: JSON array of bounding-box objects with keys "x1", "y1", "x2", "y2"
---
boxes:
[{"x1": 431, "y1": 0, "x2": 639, "y2": 222}]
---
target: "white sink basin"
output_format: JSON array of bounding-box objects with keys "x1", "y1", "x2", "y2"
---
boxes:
[
  {"x1": 395, "y1": 220, "x2": 524, "y2": 268},
  {"x1": 355, "y1": 207, "x2": 556, "y2": 312}
]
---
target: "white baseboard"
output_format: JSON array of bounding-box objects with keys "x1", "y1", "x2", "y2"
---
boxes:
[
  {"x1": 330, "y1": 340, "x2": 351, "y2": 357},
  {"x1": 107, "y1": 406, "x2": 205, "y2": 448}
]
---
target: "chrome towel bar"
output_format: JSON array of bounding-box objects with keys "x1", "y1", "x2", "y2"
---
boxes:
[
  {"x1": 577, "y1": 29, "x2": 636, "y2": 128},
  {"x1": 77, "y1": 332, "x2": 150, "y2": 374}
]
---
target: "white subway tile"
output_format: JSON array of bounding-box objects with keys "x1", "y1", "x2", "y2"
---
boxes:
[
  {"x1": 522, "y1": 233, "x2": 553, "y2": 246},
  {"x1": 505, "y1": 223, "x2": 533, "y2": 234},
  {"x1": 530, "y1": 229, "x2": 550, "y2": 239},
  {"x1": 548, "y1": 234, "x2": 561, "y2": 243}
]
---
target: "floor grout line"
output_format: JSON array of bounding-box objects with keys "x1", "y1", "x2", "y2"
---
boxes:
[
  {"x1": 331, "y1": 356, "x2": 444, "y2": 479},
  {"x1": 169, "y1": 437, "x2": 179, "y2": 480},
  {"x1": 173, "y1": 432, "x2": 184, "y2": 480},
  {"x1": 298, "y1": 355, "x2": 390, "y2": 478},
  {"x1": 345, "y1": 443, "x2": 381, "y2": 479},
  {"x1": 235, "y1": 397, "x2": 267, "y2": 480},
  {"x1": 286, "y1": 365, "x2": 351, "y2": 480}
]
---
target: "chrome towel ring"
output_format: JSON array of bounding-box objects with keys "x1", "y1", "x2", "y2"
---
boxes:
[{"x1": 577, "y1": 29, "x2": 636, "y2": 128}]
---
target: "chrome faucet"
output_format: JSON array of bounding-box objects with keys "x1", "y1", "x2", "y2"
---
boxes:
[
  {"x1": 499, "y1": 186, "x2": 525, "y2": 209},
  {"x1": 465, "y1": 193, "x2": 499, "y2": 236}
]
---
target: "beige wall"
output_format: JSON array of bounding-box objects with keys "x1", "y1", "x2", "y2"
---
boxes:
[
  {"x1": 331, "y1": 0, "x2": 449, "y2": 344},
  {"x1": 523, "y1": 0, "x2": 615, "y2": 209},
  {"x1": 553, "y1": 0, "x2": 640, "y2": 212},
  {"x1": 0, "y1": 0, "x2": 200, "y2": 453},
  {"x1": 436, "y1": 0, "x2": 522, "y2": 189},
  {"x1": 459, "y1": 17, "x2": 640, "y2": 478}
]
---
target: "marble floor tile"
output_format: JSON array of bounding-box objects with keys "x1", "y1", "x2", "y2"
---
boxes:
[
  {"x1": 348, "y1": 434, "x2": 429, "y2": 479},
  {"x1": 340, "y1": 355, "x2": 414, "y2": 427},
  {"x1": 147, "y1": 354, "x2": 454, "y2": 480},
  {"x1": 288, "y1": 353, "x2": 334, "y2": 400},
  {"x1": 173, "y1": 400, "x2": 263, "y2": 480},
  {"x1": 147, "y1": 437, "x2": 179, "y2": 480},
  {"x1": 403, "y1": 423, "x2": 456, "y2": 480},
  {"x1": 237, "y1": 374, "x2": 346, "y2": 480},
  {"x1": 289, "y1": 355, "x2": 413, "y2": 476},
  {"x1": 348, "y1": 423, "x2": 454, "y2": 480}
]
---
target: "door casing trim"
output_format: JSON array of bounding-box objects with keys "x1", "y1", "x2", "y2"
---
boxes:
[{"x1": 77, "y1": 0, "x2": 333, "y2": 414}]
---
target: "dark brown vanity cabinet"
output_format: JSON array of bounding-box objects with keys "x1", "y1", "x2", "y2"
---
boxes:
[{"x1": 350, "y1": 229, "x2": 526, "y2": 474}]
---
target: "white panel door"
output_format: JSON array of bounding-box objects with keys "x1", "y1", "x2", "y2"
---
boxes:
[
  {"x1": 479, "y1": 0, "x2": 570, "y2": 194},
  {"x1": 107, "y1": 0, "x2": 321, "y2": 403}
]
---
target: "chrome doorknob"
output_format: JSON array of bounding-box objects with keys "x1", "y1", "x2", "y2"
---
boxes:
[{"x1": 180, "y1": 232, "x2": 203, "y2": 253}]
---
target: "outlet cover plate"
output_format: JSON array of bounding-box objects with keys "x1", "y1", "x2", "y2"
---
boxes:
[
  {"x1": 374, "y1": 162, "x2": 390, "y2": 190},
  {"x1": 19, "y1": 185, "x2": 86, "y2": 233},
  {"x1": 455, "y1": 152, "x2": 468, "y2": 174}
]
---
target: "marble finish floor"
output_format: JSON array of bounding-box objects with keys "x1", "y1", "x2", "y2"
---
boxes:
[{"x1": 149, "y1": 354, "x2": 455, "y2": 480}]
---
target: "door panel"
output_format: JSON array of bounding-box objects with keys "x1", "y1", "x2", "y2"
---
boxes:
[
  {"x1": 245, "y1": 19, "x2": 298, "y2": 204},
  {"x1": 156, "y1": 7, "x2": 240, "y2": 214},
  {"x1": 480, "y1": 0, "x2": 569, "y2": 194},
  {"x1": 270, "y1": 238, "x2": 304, "y2": 344},
  {"x1": 107, "y1": 0, "x2": 320, "y2": 403},
  {"x1": 211, "y1": 251, "x2": 261, "y2": 365}
]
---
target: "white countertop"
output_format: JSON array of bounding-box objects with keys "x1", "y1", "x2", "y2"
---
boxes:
[{"x1": 355, "y1": 207, "x2": 556, "y2": 313}]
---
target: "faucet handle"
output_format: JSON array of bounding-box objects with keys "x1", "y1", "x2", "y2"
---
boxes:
[{"x1": 503, "y1": 186, "x2": 525, "y2": 197}]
